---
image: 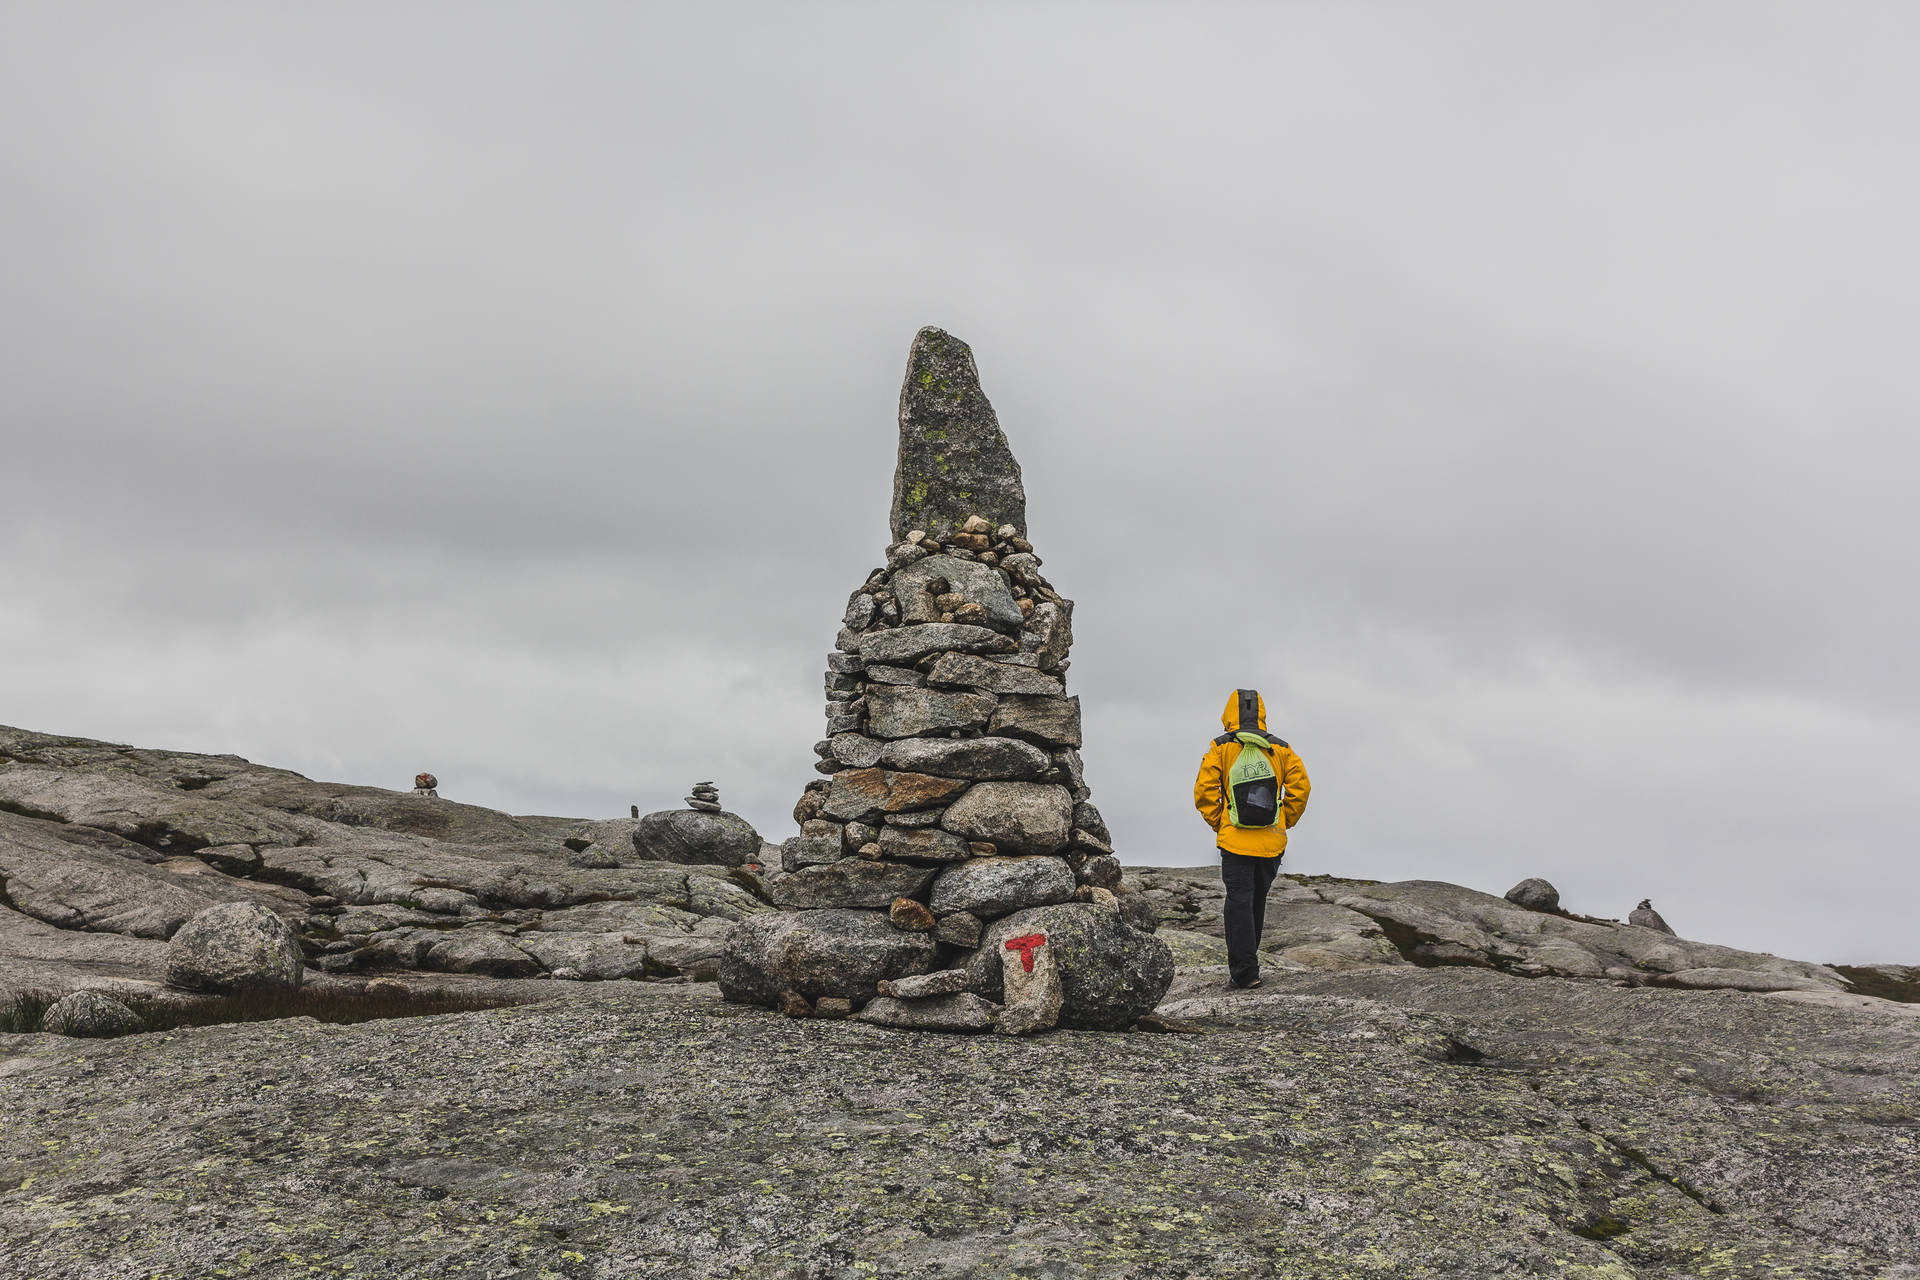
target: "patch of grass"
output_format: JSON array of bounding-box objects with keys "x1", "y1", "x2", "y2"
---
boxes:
[
  {"x1": 1569, "y1": 1212, "x2": 1631, "y2": 1241},
  {"x1": 1, "y1": 992, "x2": 55, "y2": 1034},
  {"x1": 129, "y1": 985, "x2": 526, "y2": 1031},
  {"x1": 6, "y1": 985, "x2": 528, "y2": 1039}
]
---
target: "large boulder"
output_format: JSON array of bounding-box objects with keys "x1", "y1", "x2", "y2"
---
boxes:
[
  {"x1": 876, "y1": 736, "x2": 1052, "y2": 781},
  {"x1": 719, "y1": 908, "x2": 938, "y2": 1005},
  {"x1": 770, "y1": 861, "x2": 940, "y2": 910},
  {"x1": 889, "y1": 326, "x2": 1027, "y2": 543},
  {"x1": 930, "y1": 856, "x2": 1075, "y2": 919},
  {"x1": 940, "y1": 781, "x2": 1073, "y2": 855},
  {"x1": 164, "y1": 902, "x2": 304, "y2": 993},
  {"x1": 631, "y1": 809, "x2": 761, "y2": 866},
  {"x1": 1503, "y1": 878, "x2": 1560, "y2": 912},
  {"x1": 39, "y1": 990, "x2": 142, "y2": 1038},
  {"x1": 966, "y1": 903, "x2": 1174, "y2": 1030}
]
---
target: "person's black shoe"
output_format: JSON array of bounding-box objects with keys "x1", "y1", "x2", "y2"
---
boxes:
[{"x1": 1231, "y1": 977, "x2": 1263, "y2": 990}]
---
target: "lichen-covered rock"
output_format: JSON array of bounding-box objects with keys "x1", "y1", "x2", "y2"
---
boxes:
[
  {"x1": 631, "y1": 809, "x2": 761, "y2": 866},
  {"x1": 164, "y1": 902, "x2": 304, "y2": 993},
  {"x1": 39, "y1": 990, "x2": 142, "y2": 1038},
  {"x1": 719, "y1": 908, "x2": 937, "y2": 1005},
  {"x1": 940, "y1": 781, "x2": 1073, "y2": 855},
  {"x1": 770, "y1": 861, "x2": 938, "y2": 910},
  {"x1": 889, "y1": 327, "x2": 1026, "y2": 543},
  {"x1": 930, "y1": 856, "x2": 1075, "y2": 919},
  {"x1": 967, "y1": 903, "x2": 1174, "y2": 1030}
]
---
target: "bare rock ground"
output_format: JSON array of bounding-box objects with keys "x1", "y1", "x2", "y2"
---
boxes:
[
  {"x1": 2, "y1": 969, "x2": 1915, "y2": 1278},
  {"x1": 0, "y1": 726, "x2": 770, "y2": 1006},
  {"x1": 5, "y1": 724, "x2": 1918, "y2": 1276}
]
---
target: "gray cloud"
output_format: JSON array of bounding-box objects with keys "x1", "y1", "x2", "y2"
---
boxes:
[{"x1": 3, "y1": 3, "x2": 1916, "y2": 963}]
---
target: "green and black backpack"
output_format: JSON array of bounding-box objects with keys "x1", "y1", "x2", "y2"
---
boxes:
[{"x1": 1214, "y1": 689, "x2": 1287, "y2": 829}]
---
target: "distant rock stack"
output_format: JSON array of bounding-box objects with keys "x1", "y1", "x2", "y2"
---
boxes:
[
  {"x1": 412, "y1": 773, "x2": 439, "y2": 798},
  {"x1": 719, "y1": 327, "x2": 1173, "y2": 1033}
]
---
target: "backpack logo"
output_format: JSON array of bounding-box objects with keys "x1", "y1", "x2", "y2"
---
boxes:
[{"x1": 1225, "y1": 733, "x2": 1281, "y2": 829}]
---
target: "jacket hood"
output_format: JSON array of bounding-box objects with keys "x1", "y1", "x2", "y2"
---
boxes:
[{"x1": 1220, "y1": 689, "x2": 1268, "y2": 734}]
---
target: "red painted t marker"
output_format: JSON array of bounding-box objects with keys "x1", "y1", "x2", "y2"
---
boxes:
[{"x1": 1003, "y1": 933, "x2": 1047, "y2": 973}]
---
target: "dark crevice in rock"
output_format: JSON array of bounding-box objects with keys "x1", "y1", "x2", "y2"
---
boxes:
[
  {"x1": 0, "y1": 797, "x2": 69, "y2": 825},
  {"x1": 1833, "y1": 965, "x2": 1920, "y2": 1004},
  {"x1": 123, "y1": 821, "x2": 209, "y2": 857},
  {"x1": 1570, "y1": 1114, "x2": 1725, "y2": 1215}
]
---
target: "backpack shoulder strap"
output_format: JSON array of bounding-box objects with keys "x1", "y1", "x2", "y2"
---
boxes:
[{"x1": 1212, "y1": 732, "x2": 1236, "y2": 746}]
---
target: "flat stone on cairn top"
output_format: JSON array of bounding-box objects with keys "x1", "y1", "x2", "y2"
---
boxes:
[{"x1": 719, "y1": 326, "x2": 1171, "y2": 1034}]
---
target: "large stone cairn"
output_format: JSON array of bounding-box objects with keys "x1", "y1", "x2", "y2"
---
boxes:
[{"x1": 719, "y1": 327, "x2": 1172, "y2": 1033}]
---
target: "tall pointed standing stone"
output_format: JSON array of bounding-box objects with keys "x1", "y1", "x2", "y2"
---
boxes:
[
  {"x1": 720, "y1": 327, "x2": 1172, "y2": 1033},
  {"x1": 890, "y1": 327, "x2": 1027, "y2": 543}
]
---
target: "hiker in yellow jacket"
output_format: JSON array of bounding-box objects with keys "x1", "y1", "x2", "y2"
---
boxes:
[{"x1": 1194, "y1": 689, "x2": 1310, "y2": 988}]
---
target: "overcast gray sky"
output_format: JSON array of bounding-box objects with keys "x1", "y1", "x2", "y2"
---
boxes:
[{"x1": 3, "y1": 4, "x2": 1916, "y2": 964}]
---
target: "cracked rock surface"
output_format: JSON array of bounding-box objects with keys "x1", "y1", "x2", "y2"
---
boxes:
[{"x1": 3, "y1": 968, "x2": 1915, "y2": 1278}]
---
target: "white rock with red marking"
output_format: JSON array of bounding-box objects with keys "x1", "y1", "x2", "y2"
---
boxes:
[{"x1": 995, "y1": 928, "x2": 1062, "y2": 1036}]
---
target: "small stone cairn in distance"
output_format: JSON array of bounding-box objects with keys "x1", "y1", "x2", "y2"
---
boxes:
[
  {"x1": 632, "y1": 782, "x2": 763, "y2": 866},
  {"x1": 719, "y1": 327, "x2": 1173, "y2": 1034},
  {"x1": 412, "y1": 772, "x2": 439, "y2": 798}
]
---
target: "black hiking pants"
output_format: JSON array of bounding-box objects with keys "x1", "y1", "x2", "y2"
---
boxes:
[{"x1": 1220, "y1": 851, "x2": 1280, "y2": 986}]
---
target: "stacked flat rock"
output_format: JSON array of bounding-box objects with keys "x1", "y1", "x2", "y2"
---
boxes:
[
  {"x1": 686, "y1": 782, "x2": 721, "y2": 813},
  {"x1": 719, "y1": 327, "x2": 1173, "y2": 1034}
]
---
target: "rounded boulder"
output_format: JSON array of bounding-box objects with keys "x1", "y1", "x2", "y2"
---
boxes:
[
  {"x1": 40, "y1": 990, "x2": 143, "y2": 1038},
  {"x1": 965, "y1": 903, "x2": 1174, "y2": 1031},
  {"x1": 719, "y1": 908, "x2": 938, "y2": 1007},
  {"x1": 165, "y1": 902, "x2": 304, "y2": 993},
  {"x1": 1503, "y1": 878, "x2": 1561, "y2": 912},
  {"x1": 632, "y1": 808, "x2": 762, "y2": 866}
]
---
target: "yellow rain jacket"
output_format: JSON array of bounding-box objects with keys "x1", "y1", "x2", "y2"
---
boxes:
[{"x1": 1193, "y1": 690, "x2": 1310, "y2": 858}]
